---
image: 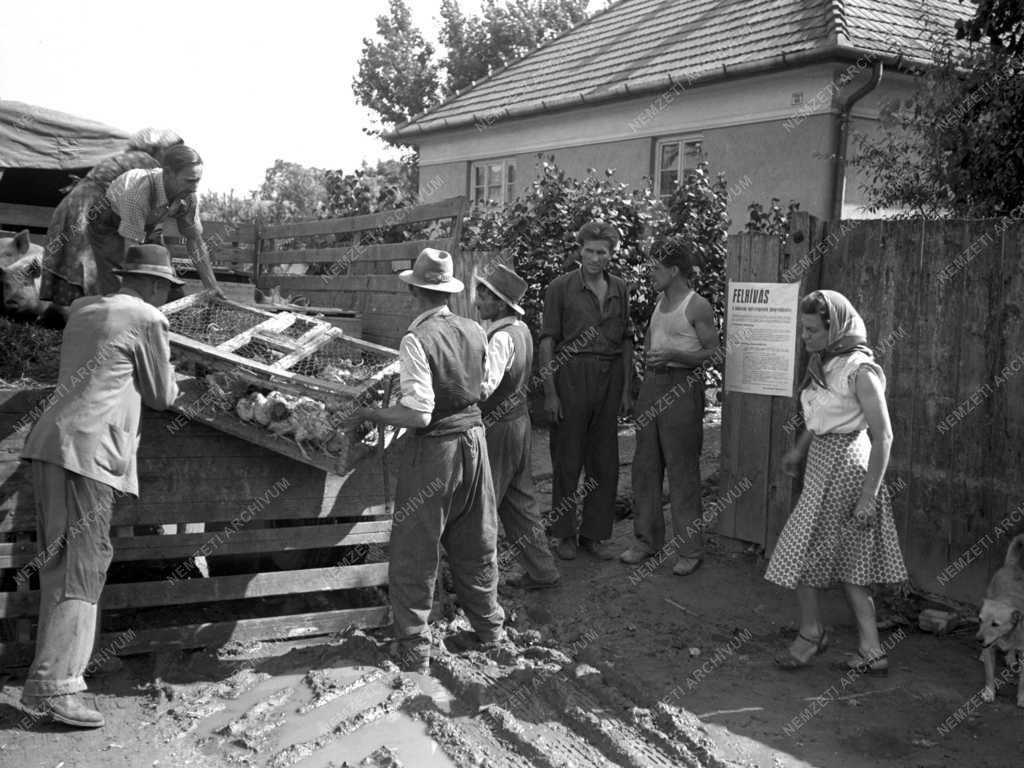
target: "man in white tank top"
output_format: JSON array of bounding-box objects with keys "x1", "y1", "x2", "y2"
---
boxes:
[{"x1": 620, "y1": 235, "x2": 720, "y2": 576}]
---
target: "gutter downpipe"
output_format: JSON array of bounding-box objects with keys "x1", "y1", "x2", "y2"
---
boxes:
[{"x1": 831, "y1": 60, "x2": 883, "y2": 222}]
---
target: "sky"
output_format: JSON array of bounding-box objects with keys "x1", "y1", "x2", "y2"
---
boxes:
[{"x1": 0, "y1": 0, "x2": 483, "y2": 196}]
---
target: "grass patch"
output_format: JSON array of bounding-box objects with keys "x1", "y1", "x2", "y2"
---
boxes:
[{"x1": 0, "y1": 318, "x2": 62, "y2": 386}]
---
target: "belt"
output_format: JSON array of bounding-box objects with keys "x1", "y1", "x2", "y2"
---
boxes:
[{"x1": 646, "y1": 365, "x2": 696, "y2": 374}]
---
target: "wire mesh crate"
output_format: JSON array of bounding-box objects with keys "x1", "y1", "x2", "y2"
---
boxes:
[{"x1": 162, "y1": 292, "x2": 400, "y2": 474}]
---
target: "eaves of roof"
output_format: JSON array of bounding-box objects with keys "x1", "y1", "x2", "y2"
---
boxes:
[{"x1": 386, "y1": 42, "x2": 913, "y2": 144}]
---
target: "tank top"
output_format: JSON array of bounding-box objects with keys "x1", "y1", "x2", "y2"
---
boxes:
[{"x1": 649, "y1": 291, "x2": 702, "y2": 364}]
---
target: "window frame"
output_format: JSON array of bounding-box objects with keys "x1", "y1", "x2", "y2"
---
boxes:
[
  {"x1": 653, "y1": 136, "x2": 704, "y2": 201},
  {"x1": 470, "y1": 158, "x2": 517, "y2": 205}
]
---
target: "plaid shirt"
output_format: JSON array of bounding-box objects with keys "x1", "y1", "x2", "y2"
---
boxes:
[{"x1": 105, "y1": 168, "x2": 203, "y2": 243}]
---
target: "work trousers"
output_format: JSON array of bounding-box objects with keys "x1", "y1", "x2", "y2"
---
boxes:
[
  {"x1": 389, "y1": 426, "x2": 504, "y2": 644},
  {"x1": 549, "y1": 355, "x2": 624, "y2": 541},
  {"x1": 23, "y1": 461, "x2": 115, "y2": 698},
  {"x1": 630, "y1": 368, "x2": 705, "y2": 558},
  {"x1": 485, "y1": 414, "x2": 558, "y2": 581}
]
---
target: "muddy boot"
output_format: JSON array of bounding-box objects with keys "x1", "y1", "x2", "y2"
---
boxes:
[
  {"x1": 21, "y1": 693, "x2": 104, "y2": 729},
  {"x1": 389, "y1": 639, "x2": 430, "y2": 674}
]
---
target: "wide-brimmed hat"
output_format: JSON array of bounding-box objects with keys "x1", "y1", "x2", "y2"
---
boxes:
[
  {"x1": 476, "y1": 263, "x2": 526, "y2": 315},
  {"x1": 399, "y1": 248, "x2": 464, "y2": 293},
  {"x1": 112, "y1": 244, "x2": 184, "y2": 285}
]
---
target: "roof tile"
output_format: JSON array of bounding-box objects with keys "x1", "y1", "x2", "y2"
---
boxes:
[{"x1": 396, "y1": 0, "x2": 967, "y2": 135}]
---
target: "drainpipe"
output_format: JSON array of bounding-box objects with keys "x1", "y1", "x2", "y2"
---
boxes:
[{"x1": 831, "y1": 60, "x2": 883, "y2": 222}]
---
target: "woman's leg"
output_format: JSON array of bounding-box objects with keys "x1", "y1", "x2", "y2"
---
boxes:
[
  {"x1": 843, "y1": 583, "x2": 883, "y2": 656},
  {"x1": 787, "y1": 584, "x2": 827, "y2": 661}
]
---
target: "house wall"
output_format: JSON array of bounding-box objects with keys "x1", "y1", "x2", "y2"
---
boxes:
[{"x1": 414, "y1": 63, "x2": 919, "y2": 229}]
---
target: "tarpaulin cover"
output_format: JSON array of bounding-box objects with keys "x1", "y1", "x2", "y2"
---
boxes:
[{"x1": 0, "y1": 100, "x2": 130, "y2": 170}]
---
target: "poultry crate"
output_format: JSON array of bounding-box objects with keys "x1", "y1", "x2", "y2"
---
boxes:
[{"x1": 161, "y1": 292, "x2": 400, "y2": 475}]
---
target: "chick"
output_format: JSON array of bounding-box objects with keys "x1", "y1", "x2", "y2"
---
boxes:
[{"x1": 250, "y1": 392, "x2": 272, "y2": 426}]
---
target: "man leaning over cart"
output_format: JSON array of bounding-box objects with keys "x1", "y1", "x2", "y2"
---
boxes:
[
  {"x1": 345, "y1": 248, "x2": 504, "y2": 673},
  {"x1": 19, "y1": 245, "x2": 182, "y2": 728}
]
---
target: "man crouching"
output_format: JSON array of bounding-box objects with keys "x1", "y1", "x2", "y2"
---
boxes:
[
  {"x1": 347, "y1": 249, "x2": 504, "y2": 673},
  {"x1": 20, "y1": 244, "x2": 181, "y2": 728}
]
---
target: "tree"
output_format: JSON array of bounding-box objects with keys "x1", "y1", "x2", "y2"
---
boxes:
[
  {"x1": 853, "y1": 43, "x2": 1024, "y2": 218},
  {"x1": 353, "y1": 0, "x2": 441, "y2": 129},
  {"x1": 438, "y1": 0, "x2": 589, "y2": 96},
  {"x1": 956, "y1": 0, "x2": 1024, "y2": 57},
  {"x1": 257, "y1": 160, "x2": 329, "y2": 222},
  {"x1": 354, "y1": 0, "x2": 591, "y2": 131}
]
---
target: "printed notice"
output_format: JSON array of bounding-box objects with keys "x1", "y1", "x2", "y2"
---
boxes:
[{"x1": 724, "y1": 281, "x2": 801, "y2": 397}]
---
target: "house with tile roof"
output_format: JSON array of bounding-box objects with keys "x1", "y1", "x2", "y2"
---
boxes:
[{"x1": 389, "y1": 0, "x2": 964, "y2": 228}]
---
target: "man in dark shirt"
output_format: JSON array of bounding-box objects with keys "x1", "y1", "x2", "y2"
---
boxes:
[
  {"x1": 348, "y1": 248, "x2": 504, "y2": 673},
  {"x1": 540, "y1": 221, "x2": 634, "y2": 561}
]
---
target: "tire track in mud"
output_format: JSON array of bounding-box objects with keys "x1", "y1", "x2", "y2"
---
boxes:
[{"x1": 161, "y1": 630, "x2": 735, "y2": 767}]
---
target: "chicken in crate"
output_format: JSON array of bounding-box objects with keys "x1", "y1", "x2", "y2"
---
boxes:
[{"x1": 161, "y1": 292, "x2": 400, "y2": 473}]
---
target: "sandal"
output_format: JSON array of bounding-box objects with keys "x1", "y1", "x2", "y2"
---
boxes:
[
  {"x1": 837, "y1": 650, "x2": 889, "y2": 677},
  {"x1": 775, "y1": 628, "x2": 831, "y2": 670}
]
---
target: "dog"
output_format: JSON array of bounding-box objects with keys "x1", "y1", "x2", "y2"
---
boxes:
[{"x1": 977, "y1": 533, "x2": 1024, "y2": 707}]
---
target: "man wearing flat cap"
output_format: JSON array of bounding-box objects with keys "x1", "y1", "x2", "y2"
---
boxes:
[
  {"x1": 20, "y1": 244, "x2": 181, "y2": 728},
  {"x1": 348, "y1": 248, "x2": 504, "y2": 672},
  {"x1": 475, "y1": 264, "x2": 559, "y2": 590}
]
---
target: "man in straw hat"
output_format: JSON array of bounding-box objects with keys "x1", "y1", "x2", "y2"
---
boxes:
[
  {"x1": 475, "y1": 264, "x2": 560, "y2": 591},
  {"x1": 19, "y1": 244, "x2": 182, "y2": 728},
  {"x1": 346, "y1": 248, "x2": 504, "y2": 672}
]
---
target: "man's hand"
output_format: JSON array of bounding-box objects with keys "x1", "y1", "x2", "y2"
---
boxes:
[
  {"x1": 339, "y1": 406, "x2": 370, "y2": 431},
  {"x1": 619, "y1": 389, "x2": 633, "y2": 419},
  {"x1": 544, "y1": 392, "x2": 563, "y2": 424}
]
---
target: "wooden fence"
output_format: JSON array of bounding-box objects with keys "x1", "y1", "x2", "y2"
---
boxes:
[{"x1": 721, "y1": 212, "x2": 1024, "y2": 604}]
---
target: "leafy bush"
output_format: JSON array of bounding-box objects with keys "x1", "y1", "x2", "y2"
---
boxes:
[{"x1": 461, "y1": 156, "x2": 732, "y2": 388}]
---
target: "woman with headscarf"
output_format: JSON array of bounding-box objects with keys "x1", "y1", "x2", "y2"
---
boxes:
[
  {"x1": 41, "y1": 128, "x2": 186, "y2": 305},
  {"x1": 767, "y1": 289, "x2": 907, "y2": 675}
]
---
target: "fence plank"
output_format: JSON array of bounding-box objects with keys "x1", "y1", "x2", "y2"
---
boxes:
[
  {"x1": 259, "y1": 197, "x2": 466, "y2": 240},
  {"x1": 259, "y1": 240, "x2": 448, "y2": 266}
]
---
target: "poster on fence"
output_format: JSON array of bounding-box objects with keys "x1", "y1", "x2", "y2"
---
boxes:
[{"x1": 724, "y1": 281, "x2": 801, "y2": 397}]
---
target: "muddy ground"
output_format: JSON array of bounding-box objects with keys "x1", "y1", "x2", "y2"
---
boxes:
[{"x1": 2, "y1": 410, "x2": 1023, "y2": 767}]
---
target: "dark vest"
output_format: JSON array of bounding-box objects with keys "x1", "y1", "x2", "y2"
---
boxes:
[
  {"x1": 410, "y1": 312, "x2": 486, "y2": 436},
  {"x1": 481, "y1": 320, "x2": 533, "y2": 424}
]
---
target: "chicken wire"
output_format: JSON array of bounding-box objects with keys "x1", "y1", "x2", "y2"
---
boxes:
[
  {"x1": 165, "y1": 298, "x2": 395, "y2": 389},
  {"x1": 166, "y1": 301, "x2": 269, "y2": 347}
]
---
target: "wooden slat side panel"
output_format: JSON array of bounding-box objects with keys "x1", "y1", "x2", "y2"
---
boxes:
[
  {"x1": 0, "y1": 520, "x2": 392, "y2": 566},
  {"x1": 0, "y1": 563, "x2": 389, "y2": 617},
  {"x1": 0, "y1": 606, "x2": 390, "y2": 665}
]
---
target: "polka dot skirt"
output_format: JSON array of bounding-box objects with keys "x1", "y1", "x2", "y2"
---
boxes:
[{"x1": 765, "y1": 430, "x2": 908, "y2": 589}]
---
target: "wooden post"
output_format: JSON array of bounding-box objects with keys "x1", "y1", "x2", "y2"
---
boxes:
[
  {"x1": 717, "y1": 213, "x2": 826, "y2": 550},
  {"x1": 763, "y1": 212, "x2": 824, "y2": 553}
]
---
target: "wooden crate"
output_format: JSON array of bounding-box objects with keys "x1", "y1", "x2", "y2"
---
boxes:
[
  {"x1": 162, "y1": 292, "x2": 400, "y2": 475},
  {"x1": 0, "y1": 387, "x2": 396, "y2": 665}
]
